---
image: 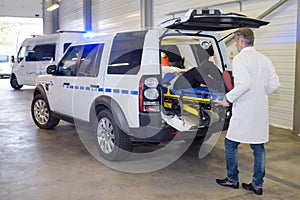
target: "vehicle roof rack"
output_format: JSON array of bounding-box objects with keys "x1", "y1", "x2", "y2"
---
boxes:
[{"x1": 56, "y1": 30, "x2": 86, "y2": 33}]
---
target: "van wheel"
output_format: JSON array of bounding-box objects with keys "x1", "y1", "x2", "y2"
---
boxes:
[
  {"x1": 31, "y1": 94, "x2": 60, "y2": 129},
  {"x1": 10, "y1": 75, "x2": 23, "y2": 90},
  {"x1": 96, "y1": 109, "x2": 132, "y2": 161}
]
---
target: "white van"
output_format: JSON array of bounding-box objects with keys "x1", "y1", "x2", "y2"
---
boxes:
[
  {"x1": 10, "y1": 31, "x2": 85, "y2": 89},
  {"x1": 0, "y1": 54, "x2": 12, "y2": 78}
]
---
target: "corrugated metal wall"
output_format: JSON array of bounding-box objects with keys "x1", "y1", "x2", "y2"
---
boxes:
[
  {"x1": 56, "y1": 0, "x2": 297, "y2": 130},
  {"x1": 59, "y1": 0, "x2": 84, "y2": 31},
  {"x1": 248, "y1": 0, "x2": 297, "y2": 129},
  {"x1": 91, "y1": 0, "x2": 140, "y2": 33},
  {"x1": 224, "y1": 0, "x2": 297, "y2": 129}
]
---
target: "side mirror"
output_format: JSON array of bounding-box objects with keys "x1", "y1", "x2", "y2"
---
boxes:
[
  {"x1": 10, "y1": 55, "x2": 15, "y2": 63},
  {"x1": 46, "y1": 64, "x2": 57, "y2": 74}
]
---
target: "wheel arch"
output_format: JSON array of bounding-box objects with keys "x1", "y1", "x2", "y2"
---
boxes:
[
  {"x1": 34, "y1": 84, "x2": 47, "y2": 99},
  {"x1": 91, "y1": 95, "x2": 130, "y2": 134}
]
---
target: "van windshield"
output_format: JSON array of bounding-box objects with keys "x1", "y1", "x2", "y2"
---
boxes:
[{"x1": 0, "y1": 55, "x2": 9, "y2": 63}]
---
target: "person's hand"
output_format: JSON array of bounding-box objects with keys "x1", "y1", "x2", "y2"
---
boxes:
[{"x1": 214, "y1": 97, "x2": 230, "y2": 107}]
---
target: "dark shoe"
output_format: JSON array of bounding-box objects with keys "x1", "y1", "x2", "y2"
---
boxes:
[
  {"x1": 216, "y1": 178, "x2": 239, "y2": 189},
  {"x1": 242, "y1": 183, "x2": 263, "y2": 195}
]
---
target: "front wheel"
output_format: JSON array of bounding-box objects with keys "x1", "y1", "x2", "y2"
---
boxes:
[
  {"x1": 96, "y1": 109, "x2": 132, "y2": 161},
  {"x1": 31, "y1": 94, "x2": 60, "y2": 129},
  {"x1": 10, "y1": 75, "x2": 23, "y2": 90}
]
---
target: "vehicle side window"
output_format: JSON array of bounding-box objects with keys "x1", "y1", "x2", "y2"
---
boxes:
[
  {"x1": 160, "y1": 45, "x2": 184, "y2": 68},
  {"x1": 56, "y1": 46, "x2": 82, "y2": 76},
  {"x1": 17, "y1": 46, "x2": 26, "y2": 63},
  {"x1": 25, "y1": 44, "x2": 56, "y2": 62},
  {"x1": 108, "y1": 31, "x2": 147, "y2": 75},
  {"x1": 77, "y1": 43, "x2": 104, "y2": 77},
  {"x1": 63, "y1": 43, "x2": 72, "y2": 52}
]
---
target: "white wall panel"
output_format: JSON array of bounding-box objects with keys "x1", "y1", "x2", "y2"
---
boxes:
[{"x1": 59, "y1": 0, "x2": 84, "y2": 31}]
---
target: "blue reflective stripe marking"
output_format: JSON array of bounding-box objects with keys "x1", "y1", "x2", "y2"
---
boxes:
[
  {"x1": 131, "y1": 90, "x2": 138, "y2": 95},
  {"x1": 113, "y1": 89, "x2": 120, "y2": 94},
  {"x1": 62, "y1": 85, "x2": 137, "y2": 96}
]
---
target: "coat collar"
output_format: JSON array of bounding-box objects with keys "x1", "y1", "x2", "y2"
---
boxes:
[{"x1": 240, "y1": 46, "x2": 256, "y2": 53}]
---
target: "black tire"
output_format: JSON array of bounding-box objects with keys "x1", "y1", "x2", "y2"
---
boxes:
[
  {"x1": 96, "y1": 109, "x2": 132, "y2": 161},
  {"x1": 31, "y1": 94, "x2": 60, "y2": 129},
  {"x1": 10, "y1": 75, "x2": 23, "y2": 90}
]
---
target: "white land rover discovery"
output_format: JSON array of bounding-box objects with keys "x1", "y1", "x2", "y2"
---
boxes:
[{"x1": 31, "y1": 9, "x2": 268, "y2": 161}]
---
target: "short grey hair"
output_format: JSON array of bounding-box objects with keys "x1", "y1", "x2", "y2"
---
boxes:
[{"x1": 234, "y1": 28, "x2": 255, "y2": 46}]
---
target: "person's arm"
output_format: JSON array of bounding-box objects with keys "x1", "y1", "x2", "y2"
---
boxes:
[{"x1": 265, "y1": 61, "x2": 280, "y2": 95}]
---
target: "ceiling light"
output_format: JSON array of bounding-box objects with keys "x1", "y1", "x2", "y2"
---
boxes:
[{"x1": 47, "y1": 4, "x2": 60, "y2": 12}]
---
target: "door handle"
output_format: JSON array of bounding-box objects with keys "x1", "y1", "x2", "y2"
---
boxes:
[
  {"x1": 90, "y1": 85, "x2": 99, "y2": 88},
  {"x1": 63, "y1": 82, "x2": 70, "y2": 88}
]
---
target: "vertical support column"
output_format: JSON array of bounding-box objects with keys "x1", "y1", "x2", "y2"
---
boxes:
[
  {"x1": 83, "y1": 0, "x2": 92, "y2": 32},
  {"x1": 43, "y1": 0, "x2": 59, "y2": 33},
  {"x1": 52, "y1": 7, "x2": 59, "y2": 32},
  {"x1": 293, "y1": 0, "x2": 300, "y2": 135},
  {"x1": 140, "y1": 0, "x2": 153, "y2": 29}
]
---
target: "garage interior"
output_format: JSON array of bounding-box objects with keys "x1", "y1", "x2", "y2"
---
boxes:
[{"x1": 1, "y1": 0, "x2": 300, "y2": 199}]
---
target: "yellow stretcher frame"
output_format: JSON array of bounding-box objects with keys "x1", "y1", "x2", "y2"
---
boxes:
[{"x1": 163, "y1": 85, "x2": 212, "y2": 117}]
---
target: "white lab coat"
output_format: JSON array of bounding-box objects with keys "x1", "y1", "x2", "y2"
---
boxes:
[{"x1": 226, "y1": 47, "x2": 280, "y2": 144}]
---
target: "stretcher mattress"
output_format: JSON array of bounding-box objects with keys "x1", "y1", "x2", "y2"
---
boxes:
[{"x1": 164, "y1": 85, "x2": 224, "y2": 102}]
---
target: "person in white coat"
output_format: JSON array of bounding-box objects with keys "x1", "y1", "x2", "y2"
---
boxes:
[{"x1": 215, "y1": 28, "x2": 280, "y2": 195}]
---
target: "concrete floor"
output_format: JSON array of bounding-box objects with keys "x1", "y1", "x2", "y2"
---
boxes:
[{"x1": 1, "y1": 78, "x2": 300, "y2": 200}]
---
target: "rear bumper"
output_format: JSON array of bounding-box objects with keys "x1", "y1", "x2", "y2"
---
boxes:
[
  {"x1": 128, "y1": 121, "x2": 227, "y2": 143},
  {"x1": 0, "y1": 72, "x2": 10, "y2": 76},
  {"x1": 125, "y1": 110, "x2": 230, "y2": 142}
]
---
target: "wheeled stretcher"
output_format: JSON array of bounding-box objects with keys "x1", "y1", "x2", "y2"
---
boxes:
[{"x1": 162, "y1": 82, "x2": 225, "y2": 131}]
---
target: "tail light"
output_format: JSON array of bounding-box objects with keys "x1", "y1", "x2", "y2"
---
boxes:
[{"x1": 139, "y1": 76, "x2": 160, "y2": 112}]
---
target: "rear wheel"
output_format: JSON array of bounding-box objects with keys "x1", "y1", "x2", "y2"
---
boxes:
[
  {"x1": 96, "y1": 109, "x2": 132, "y2": 161},
  {"x1": 31, "y1": 94, "x2": 60, "y2": 129},
  {"x1": 10, "y1": 75, "x2": 23, "y2": 90}
]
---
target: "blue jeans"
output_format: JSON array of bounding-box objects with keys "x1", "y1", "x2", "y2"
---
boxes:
[{"x1": 224, "y1": 138, "x2": 266, "y2": 187}]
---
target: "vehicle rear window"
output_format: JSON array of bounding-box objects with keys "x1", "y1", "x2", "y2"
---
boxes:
[
  {"x1": 108, "y1": 31, "x2": 147, "y2": 75},
  {"x1": 160, "y1": 45, "x2": 183, "y2": 68}
]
